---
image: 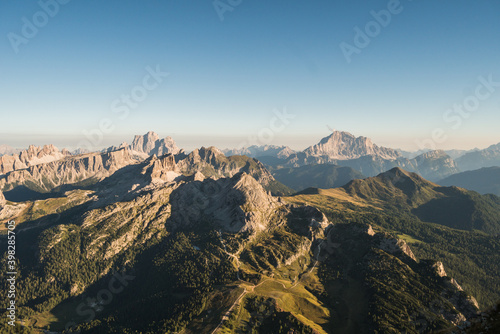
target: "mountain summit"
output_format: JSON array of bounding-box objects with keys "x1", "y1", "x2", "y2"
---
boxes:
[
  {"x1": 303, "y1": 131, "x2": 401, "y2": 160},
  {"x1": 129, "y1": 131, "x2": 180, "y2": 156}
]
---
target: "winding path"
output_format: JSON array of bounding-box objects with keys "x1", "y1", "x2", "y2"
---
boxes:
[{"x1": 211, "y1": 226, "x2": 332, "y2": 333}]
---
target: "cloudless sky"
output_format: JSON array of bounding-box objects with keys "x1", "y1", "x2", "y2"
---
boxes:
[{"x1": 1, "y1": 0, "x2": 500, "y2": 151}]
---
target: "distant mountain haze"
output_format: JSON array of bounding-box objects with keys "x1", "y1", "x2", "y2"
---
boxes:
[{"x1": 439, "y1": 167, "x2": 500, "y2": 196}]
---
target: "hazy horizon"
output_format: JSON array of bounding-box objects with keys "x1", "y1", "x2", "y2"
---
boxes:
[{"x1": 2, "y1": 1, "x2": 500, "y2": 152}]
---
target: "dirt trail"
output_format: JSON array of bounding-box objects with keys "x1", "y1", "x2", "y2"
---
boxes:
[{"x1": 211, "y1": 227, "x2": 332, "y2": 333}]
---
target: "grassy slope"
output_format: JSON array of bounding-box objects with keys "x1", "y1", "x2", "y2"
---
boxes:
[{"x1": 284, "y1": 190, "x2": 500, "y2": 309}]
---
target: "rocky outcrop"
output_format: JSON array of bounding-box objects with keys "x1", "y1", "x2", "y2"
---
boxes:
[
  {"x1": 0, "y1": 148, "x2": 136, "y2": 193},
  {"x1": 377, "y1": 236, "x2": 417, "y2": 261},
  {"x1": 0, "y1": 144, "x2": 70, "y2": 175},
  {"x1": 129, "y1": 131, "x2": 180, "y2": 156},
  {"x1": 428, "y1": 261, "x2": 480, "y2": 322},
  {"x1": 141, "y1": 154, "x2": 180, "y2": 183},
  {"x1": 168, "y1": 172, "x2": 279, "y2": 233},
  {"x1": 456, "y1": 142, "x2": 500, "y2": 171},
  {"x1": 177, "y1": 146, "x2": 277, "y2": 187},
  {"x1": 304, "y1": 131, "x2": 401, "y2": 160}
]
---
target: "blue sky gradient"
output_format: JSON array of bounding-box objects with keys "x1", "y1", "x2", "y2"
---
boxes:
[{"x1": 1, "y1": 0, "x2": 500, "y2": 151}]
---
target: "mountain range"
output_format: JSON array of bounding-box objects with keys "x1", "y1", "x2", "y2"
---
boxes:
[
  {"x1": 1, "y1": 131, "x2": 500, "y2": 333},
  {"x1": 439, "y1": 166, "x2": 500, "y2": 196}
]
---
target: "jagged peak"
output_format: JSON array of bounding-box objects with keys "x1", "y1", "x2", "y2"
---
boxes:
[
  {"x1": 191, "y1": 146, "x2": 225, "y2": 158},
  {"x1": 319, "y1": 130, "x2": 356, "y2": 143},
  {"x1": 304, "y1": 130, "x2": 400, "y2": 160},
  {"x1": 129, "y1": 131, "x2": 180, "y2": 156}
]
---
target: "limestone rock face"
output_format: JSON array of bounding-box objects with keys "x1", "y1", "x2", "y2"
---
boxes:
[
  {"x1": 378, "y1": 236, "x2": 417, "y2": 262},
  {"x1": 428, "y1": 260, "x2": 480, "y2": 321},
  {"x1": 0, "y1": 148, "x2": 136, "y2": 192},
  {"x1": 168, "y1": 172, "x2": 279, "y2": 233},
  {"x1": 0, "y1": 144, "x2": 70, "y2": 175},
  {"x1": 304, "y1": 131, "x2": 401, "y2": 160},
  {"x1": 130, "y1": 131, "x2": 180, "y2": 156},
  {"x1": 433, "y1": 261, "x2": 448, "y2": 277},
  {"x1": 141, "y1": 154, "x2": 180, "y2": 182},
  {"x1": 177, "y1": 146, "x2": 276, "y2": 187}
]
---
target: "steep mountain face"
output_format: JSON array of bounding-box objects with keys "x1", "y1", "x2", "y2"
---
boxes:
[
  {"x1": 0, "y1": 144, "x2": 70, "y2": 175},
  {"x1": 129, "y1": 131, "x2": 180, "y2": 156},
  {"x1": 398, "y1": 148, "x2": 431, "y2": 159},
  {"x1": 304, "y1": 131, "x2": 401, "y2": 160},
  {"x1": 456, "y1": 142, "x2": 500, "y2": 171},
  {"x1": 439, "y1": 167, "x2": 500, "y2": 196},
  {"x1": 224, "y1": 145, "x2": 295, "y2": 159},
  {"x1": 168, "y1": 172, "x2": 280, "y2": 233},
  {"x1": 0, "y1": 147, "x2": 137, "y2": 194},
  {"x1": 272, "y1": 164, "x2": 365, "y2": 191},
  {"x1": 176, "y1": 146, "x2": 293, "y2": 195}
]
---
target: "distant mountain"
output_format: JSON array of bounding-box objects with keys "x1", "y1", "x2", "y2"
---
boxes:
[
  {"x1": 445, "y1": 148, "x2": 479, "y2": 160},
  {"x1": 304, "y1": 131, "x2": 401, "y2": 160},
  {"x1": 248, "y1": 131, "x2": 459, "y2": 181},
  {"x1": 177, "y1": 146, "x2": 293, "y2": 195},
  {"x1": 100, "y1": 131, "x2": 181, "y2": 159},
  {"x1": 224, "y1": 145, "x2": 295, "y2": 159},
  {"x1": 397, "y1": 148, "x2": 430, "y2": 159},
  {"x1": 270, "y1": 147, "x2": 458, "y2": 182},
  {"x1": 0, "y1": 144, "x2": 21, "y2": 157},
  {"x1": 397, "y1": 148, "x2": 475, "y2": 160},
  {"x1": 130, "y1": 131, "x2": 180, "y2": 156},
  {"x1": 409, "y1": 149, "x2": 460, "y2": 181},
  {"x1": 0, "y1": 144, "x2": 70, "y2": 175},
  {"x1": 272, "y1": 164, "x2": 365, "y2": 191},
  {"x1": 439, "y1": 167, "x2": 500, "y2": 196},
  {"x1": 456, "y1": 142, "x2": 500, "y2": 171},
  {"x1": 338, "y1": 167, "x2": 500, "y2": 234}
]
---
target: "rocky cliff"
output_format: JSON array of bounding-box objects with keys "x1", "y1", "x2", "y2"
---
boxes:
[
  {"x1": 168, "y1": 172, "x2": 280, "y2": 233},
  {"x1": 0, "y1": 147, "x2": 136, "y2": 193},
  {"x1": 0, "y1": 144, "x2": 70, "y2": 175},
  {"x1": 304, "y1": 131, "x2": 401, "y2": 160},
  {"x1": 129, "y1": 131, "x2": 180, "y2": 156}
]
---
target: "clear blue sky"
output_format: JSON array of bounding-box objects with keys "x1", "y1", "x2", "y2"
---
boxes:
[{"x1": 1, "y1": 0, "x2": 500, "y2": 151}]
